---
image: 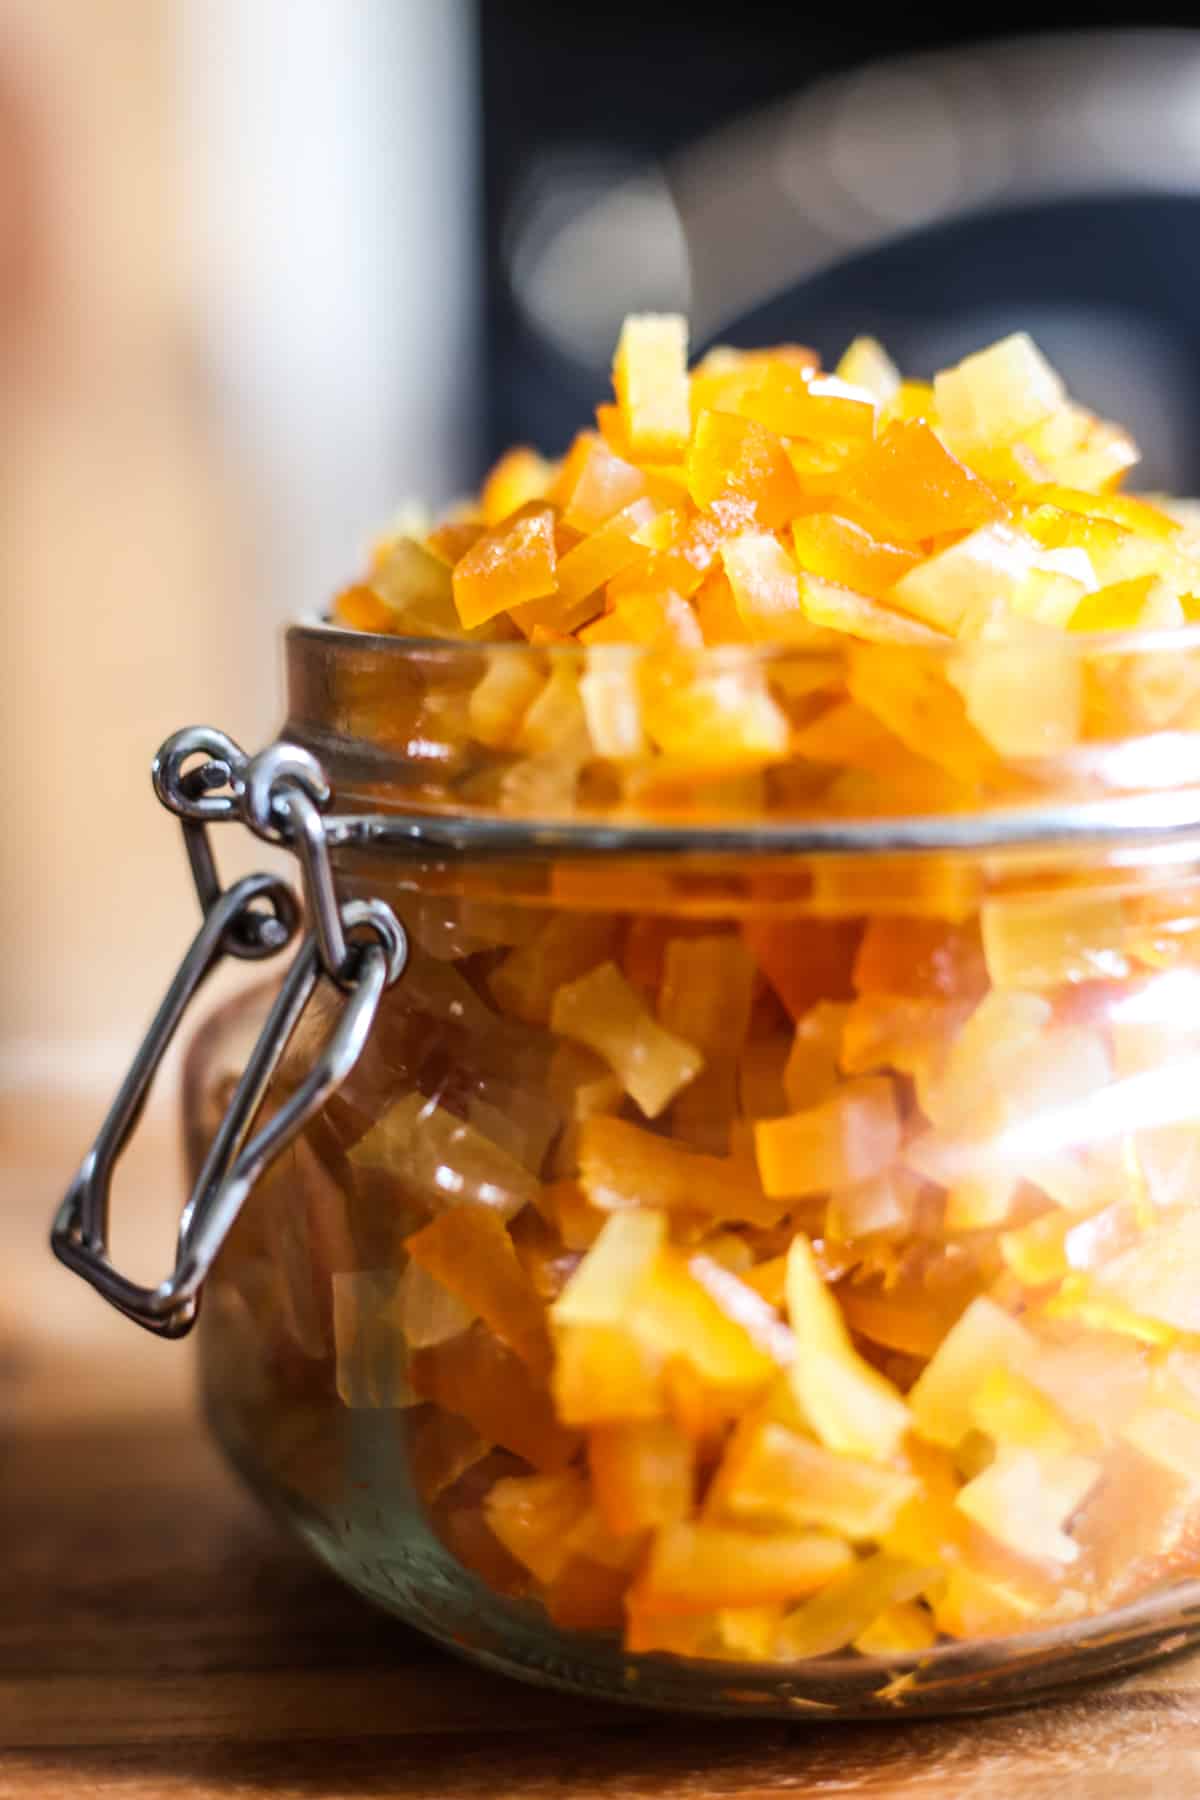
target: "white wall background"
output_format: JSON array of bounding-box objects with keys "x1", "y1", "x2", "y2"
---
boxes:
[
  {"x1": 0, "y1": 0, "x2": 480, "y2": 1092},
  {"x1": 174, "y1": 0, "x2": 480, "y2": 621}
]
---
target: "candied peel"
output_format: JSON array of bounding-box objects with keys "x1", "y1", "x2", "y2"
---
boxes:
[
  {"x1": 332, "y1": 314, "x2": 1200, "y2": 825},
  {"x1": 304, "y1": 867, "x2": 1200, "y2": 1665},
  {"x1": 263, "y1": 313, "x2": 1200, "y2": 1668}
]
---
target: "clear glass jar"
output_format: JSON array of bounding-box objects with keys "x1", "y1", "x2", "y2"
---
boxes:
[{"x1": 186, "y1": 620, "x2": 1200, "y2": 1717}]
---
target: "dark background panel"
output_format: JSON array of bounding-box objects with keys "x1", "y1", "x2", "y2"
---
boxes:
[{"x1": 479, "y1": 7, "x2": 1200, "y2": 490}]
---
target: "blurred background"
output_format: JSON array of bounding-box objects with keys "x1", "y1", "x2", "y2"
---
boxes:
[{"x1": 3, "y1": 0, "x2": 1200, "y2": 1100}]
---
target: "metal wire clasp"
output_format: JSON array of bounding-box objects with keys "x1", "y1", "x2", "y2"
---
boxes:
[{"x1": 51, "y1": 726, "x2": 408, "y2": 1336}]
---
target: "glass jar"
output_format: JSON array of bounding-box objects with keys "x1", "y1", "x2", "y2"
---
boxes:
[{"x1": 66, "y1": 620, "x2": 1200, "y2": 1716}]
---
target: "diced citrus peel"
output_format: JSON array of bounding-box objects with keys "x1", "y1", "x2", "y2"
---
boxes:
[
  {"x1": 575, "y1": 1112, "x2": 783, "y2": 1228},
  {"x1": 488, "y1": 912, "x2": 617, "y2": 1026},
  {"x1": 630, "y1": 1521, "x2": 854, "y2": 1616},
  {"x1": 613, "y1": 314, "x2": 691, "y2": 459},
  {"x1": 341, "y1": 315, "x2": 1195, "y2": 692},
  {"x1": 908, "y1": 1297, "x2": 1037, "y2": 1449},
  {"x1": 755, "y1": 1077, "x2": 901, "y2": 1199},
  {"x1": 632, "y1": 1247, "x2": 783, "y2": 1390},
  {"x1": 589, "y1": 1417, "x2": 694, "y2": 1535},
  {"x1": 791, "y1": 511, "x2": 920, "y2": 597},
  {"x1": 968, "y1": 1367, "x2": 1077, "y2": 1452},
  {"x1": 466, "y1": 654, "x2": 546, "y2": 748},
  {"x1": 452, "y1": 505, "x2": 558, "y2": 628},
  {"x1": 481, "y1": 447, "x2": 553, "y2": 524},
  {"x1": 578, "y1": 647, "x2": 648, "y2": 757},
  {"x1": 558, "y1": 432, "x2": 649, "y2": 532},
  {"x1": 888, "y1": 524, "x2": 1040, "y2": 634},
  {"x1": 483, "y1": 1470, "x2": 590, "y2": 1582},
  {"x1": 853, "y1": 1599, "x2": 937, "y2": 1656},
  {"x1": 552, "y1": 1322, "x2": 664, "y2": 1426},
  {"x1": 836, "y1": 336, "x2": 901, "y2": 406},
  {"x1": 397, "y1": 1257, "x2": 476, "y2": 1349},
  {"x1": 331, "y1": 1270, "x2": 414, "y2": 1409},
  {"x1": 553, "y1": 496, "x2": 658, "y2": 608},
  {"x1": 550, "y1": 960, "x2": 704, "y2": 1118},
  {"x1": 552, "y1": 1209, "x2": 667, "y2": 1327},
  {"x1": 404, "y1": 1206, "x2": 551, "y2": 1374},
  {"x1": 315, "y1": 313, "x2": 1200, "y2": 1667},
  {"x1": 687, "y1": 410, "x2": 805, "y2": 530},
  {"x1": 828, "y1": 421, "x2": 1004, "y2": 544},
  {"x1": 721, "y1": 532, "x2": 808, "y2": 641},
  {"x1": 934, "y1": 333, "x2": 1066, "y2": 450},
  {"x1": 785, "y1": 1234, "x2": 910, "y2": 1462},
  {"x1": 707, "y1": 1416, "x2": 917, "y2": 1538},
  {"x1": 409, "y1": 1327, "x2": 579, "y2": 1471},
  {"x1": 776, "y1": 1552, "x2": 934, "y2": 1659},
  {"x1": 955, "y1": 1447, "x2": 1100, "y2": 1565},
  {"x1": 798, "y1": 574, "x2": 946, "y2": 645},
  {"x1": 980, "y1": 889, "x2": 1133, "y2": 990},
  {"x1": 740, "y1": 373, "x2": 875, "y2": 444},
  {"x1": 782, "y1": 1002, "x2": 849, "y2": 1111},
  {"x1": 350, "y1": 1093, "x2": 539, "y2": 1221},
  {"x1": 657, "y1": 933, "x2": 757, "y2": 1054}
]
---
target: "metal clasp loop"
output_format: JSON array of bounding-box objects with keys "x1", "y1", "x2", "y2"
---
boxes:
[
  {"x1": 154, "y1": 729, "x2": 359, "y2": 985},
  {"x1": 52, "y1": 725, "x2": 409, "y2": 1336},
  {"x1": 151, "y1": 727, "x2": 297, "y2": 960},
  {"x1": 52, "y1": 886, "x2": 406, "y2": 1336}
]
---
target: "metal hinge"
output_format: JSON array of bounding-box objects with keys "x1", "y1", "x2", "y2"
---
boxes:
[{"x1": 50, "y1": 727, "x2": 407, "y2": 1337}]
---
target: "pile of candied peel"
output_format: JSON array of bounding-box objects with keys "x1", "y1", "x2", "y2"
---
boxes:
[
  {"x1": 335, "y1": 315, "x2": 1200, "y2": 799},
  {"x1": 308, "y1": 319, "x2": 1200, "y2": 1665}
]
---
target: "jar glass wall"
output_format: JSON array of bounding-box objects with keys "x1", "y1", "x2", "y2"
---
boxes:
[{"x1": 190, "y1": 623, "x2": 1200, "y2": 1716}]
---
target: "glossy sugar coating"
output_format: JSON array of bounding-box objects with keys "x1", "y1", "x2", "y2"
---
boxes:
[
  {"x1": 338, "y1": 321, "x2": 1194, "y2": 654},
  {"x1": 239, "y1": 318, "x2": 1200, "y2": 1667},
  {"x1": 238, "y1": 868, "x2": 1200, "y2": 1669},
  {"x1": 333, "y1": 316, "x2": 1200, "y2": 811}
]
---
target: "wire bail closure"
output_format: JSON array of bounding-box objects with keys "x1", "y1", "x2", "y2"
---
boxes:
[{"x1": 51, "y1": 726, "x2": 408, "y2": 1336}]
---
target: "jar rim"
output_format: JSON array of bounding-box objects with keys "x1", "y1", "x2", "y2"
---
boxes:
[
  {"x1": 319, "y1": 789, "x2": 1200, "y2": 860},
  {"x1": 291, "y1": 613, "x2": 1200, "y2": 667},
  {"x1": 285, "y1": 618, "x2": 1200, "y2": 859}
]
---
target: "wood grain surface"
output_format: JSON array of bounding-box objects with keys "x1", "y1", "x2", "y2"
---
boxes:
[{"x1": 6, "y1": 1095, "x2": 1200, "y2": 1798}]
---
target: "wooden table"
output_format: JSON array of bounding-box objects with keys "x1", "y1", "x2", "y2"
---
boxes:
[{"x1": 7, "y1": 1097, "x2": 1200, "y2": 1798}]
